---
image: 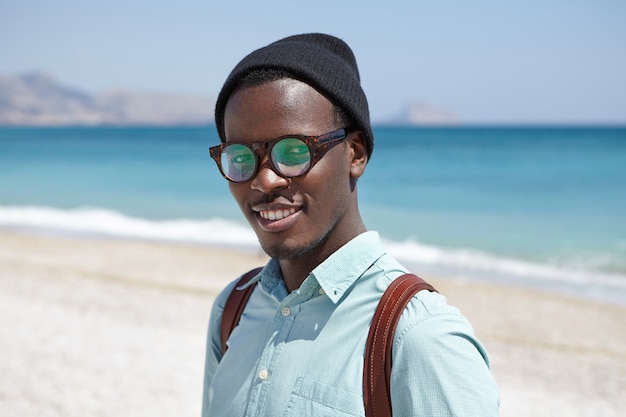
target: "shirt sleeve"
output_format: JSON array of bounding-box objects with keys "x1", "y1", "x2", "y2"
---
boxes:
[
  {"x1": 390, "y1": 290, "x2": 500, "y2": 416},
  {"x1": 201, "y1": 280, "x2": 237, "y2": 417}
]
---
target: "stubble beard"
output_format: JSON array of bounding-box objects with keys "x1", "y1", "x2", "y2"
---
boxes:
[{"x1": 259, "y1": 231, "x2": 330, "y2": 261}]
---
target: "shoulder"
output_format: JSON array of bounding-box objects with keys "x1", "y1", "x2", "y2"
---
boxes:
[
  {"x1": 398, "y1": 289, "x2": 473, "y2": 339},
  {"x1": 366, "y1": 259, "x2": 484, "y2": 356},
  {"x1": 394, "y1": 289, "x2": 485, "y2": 360},
  {"x1": 206, "y1": 269, "x2": 261, "y2": 357},
  {"x1": 213, "y1": 265, "x2": 264, "y2": 308},
  {"x1": 209, "y1": 267, "x2": 261, "y2": 334},
  {"x1": 389, "y1": 286, "x2": 500, "y2": 414},
  {"x1": 212, "y1": 277, "x2": 241, "y2": 314}
]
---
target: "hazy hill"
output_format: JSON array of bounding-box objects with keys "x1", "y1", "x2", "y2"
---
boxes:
[
  {"x1": 0, "y1": 72, "x2": 459, "y2": 127},
  {"x1": 384, "y1": 102, "x2": 459, "y2": 126},
  {"x1": 0, "y1": 73, "x2": 215, "y2": 126}
]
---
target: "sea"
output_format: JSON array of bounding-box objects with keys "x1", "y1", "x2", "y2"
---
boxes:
[{"x1": 1, "y1": 126, "x2": 625, "y2": 305}]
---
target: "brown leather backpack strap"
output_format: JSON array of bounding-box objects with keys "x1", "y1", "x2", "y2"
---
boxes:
[
  {"x1": 220, "y1": 267, "x2": 263, "y2": 354},
  {"x1": 363, "y1": 273, "x2": 437, "y2": 417}
]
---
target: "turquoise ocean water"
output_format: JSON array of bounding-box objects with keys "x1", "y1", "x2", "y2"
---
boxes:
[{"x1": 1, "y1": 126, "x2": 625, "y2": 304}]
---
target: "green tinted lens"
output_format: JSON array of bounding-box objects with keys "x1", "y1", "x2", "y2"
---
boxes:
[
  {"x1": 222, "y1": 144, "x2": 256, "y2": 181},
  {"x1": 271, "y1": 138, "x2": 311, "y2": 176}
]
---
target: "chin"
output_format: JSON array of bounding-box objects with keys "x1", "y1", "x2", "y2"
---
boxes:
[
  {"x1": 260, "y1": 235, "x2": 323, "y2": 260},
  {"x1": 260, "y1": 242, "x2": 309, "y2": 260}
]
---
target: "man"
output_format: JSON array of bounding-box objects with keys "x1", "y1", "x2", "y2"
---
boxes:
[{"x1": 203, "y1": 33, "x2": 499, "y2": 416}]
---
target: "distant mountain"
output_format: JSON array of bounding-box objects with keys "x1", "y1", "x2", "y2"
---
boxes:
[
  {"x1": 382, "y1": 102, "x2": 459, "y2": 126},
  {"x1": 0, "y1": 72, "x2": 215, "y2": 126}
]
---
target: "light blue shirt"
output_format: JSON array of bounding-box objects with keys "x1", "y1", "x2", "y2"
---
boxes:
[{"x1": 202, "y1": 231, "x2": 499, "y2": 416}]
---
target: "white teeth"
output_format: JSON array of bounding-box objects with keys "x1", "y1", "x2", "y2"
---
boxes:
[{"x1": 259, "y1": 208, "x2": 296, "y2": 221}]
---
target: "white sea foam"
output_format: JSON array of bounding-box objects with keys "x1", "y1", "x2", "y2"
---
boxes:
[
  {"x1": 384, "y1": 238, "x2": 626, "y2": 294},
  {"x1": 0, "y1": 205, "x2": 259, "y2": 248},
  {"x1": 385, "y1": 238, "x2": 582, "y2": 282}
]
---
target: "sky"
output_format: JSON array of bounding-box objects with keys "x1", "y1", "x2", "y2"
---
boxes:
[{"x1": 1, "y1": 0, "x2": 625, "y2": 124}]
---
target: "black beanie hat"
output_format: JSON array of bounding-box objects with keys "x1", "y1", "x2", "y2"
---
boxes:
[{"x1": 214, "y1": 33, "x2": 374, "y2": 159}]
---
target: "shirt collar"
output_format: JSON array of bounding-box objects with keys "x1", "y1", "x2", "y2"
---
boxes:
[
  {"x1": 242, "y1": 231, "x2": 386, "y2": 304},
  {"x1": 312, "y1": 231, "x2": 385, "y2": 303}
]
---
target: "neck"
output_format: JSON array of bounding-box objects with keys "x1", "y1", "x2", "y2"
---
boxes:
[{"x1": 279, "y1": 220, "x2": 367, "y2": 292}]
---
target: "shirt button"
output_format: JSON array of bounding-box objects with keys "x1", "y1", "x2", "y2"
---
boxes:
[
  {"x1": 319, "y1": 288, "x2": 325, "y2": 296},
  {"x1": 281, "y1": 307, "x2": 291, "y2": 317},
  {"x1": 258, "y1": 369, "x2": 268, "y2": 380}
]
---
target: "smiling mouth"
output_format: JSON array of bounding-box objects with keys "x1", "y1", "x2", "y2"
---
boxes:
[{"x1": 258, "y1": 208, "x2": 297, "y2": 221}]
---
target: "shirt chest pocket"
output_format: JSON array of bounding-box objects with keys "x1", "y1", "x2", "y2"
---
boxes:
[{"x1": 282, "y1": 377, "x2": 365, "y2": 417}]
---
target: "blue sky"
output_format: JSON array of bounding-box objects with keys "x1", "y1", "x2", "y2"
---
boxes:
[{"x1": 1, "y1": 0, "x2": 625, "y2": 124}]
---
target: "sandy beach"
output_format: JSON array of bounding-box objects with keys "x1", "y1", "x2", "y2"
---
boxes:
[{"x1": 1, "y1": 229, "x2": 624, "y2": 417}]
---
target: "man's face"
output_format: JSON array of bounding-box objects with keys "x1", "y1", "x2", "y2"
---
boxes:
[{"x1": 223, "y1": 78, "x2": 361, "y2": 261}]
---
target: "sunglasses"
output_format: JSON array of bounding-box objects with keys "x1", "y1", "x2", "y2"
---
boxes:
[{"x1": 209, "y1": 128, "x2": 349, "y2": 183}]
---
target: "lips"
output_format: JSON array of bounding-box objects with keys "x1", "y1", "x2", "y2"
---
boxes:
[
  {"x1": 252, "y1": 203, "x2": 302, "y2": 232},
  {"x1": 258, "y1": 208, "x2": 297, "y2": 221}
]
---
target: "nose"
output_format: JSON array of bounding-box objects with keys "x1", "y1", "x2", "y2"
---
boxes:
[{"x1": 250, "y1": 156, "x2": 290, "y2": 193}]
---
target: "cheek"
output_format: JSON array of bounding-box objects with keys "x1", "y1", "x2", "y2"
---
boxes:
[
  {"x1": 306, "y1": 150, "x2": 353, "y2": 201},
  {"x1": 228, "y1": 183, "x2": 249, "y2": 211}
]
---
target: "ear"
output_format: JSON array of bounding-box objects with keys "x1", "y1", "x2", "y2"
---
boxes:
[{"x1": 348, "y1": 131, "x2": 368, "y2": 179}]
